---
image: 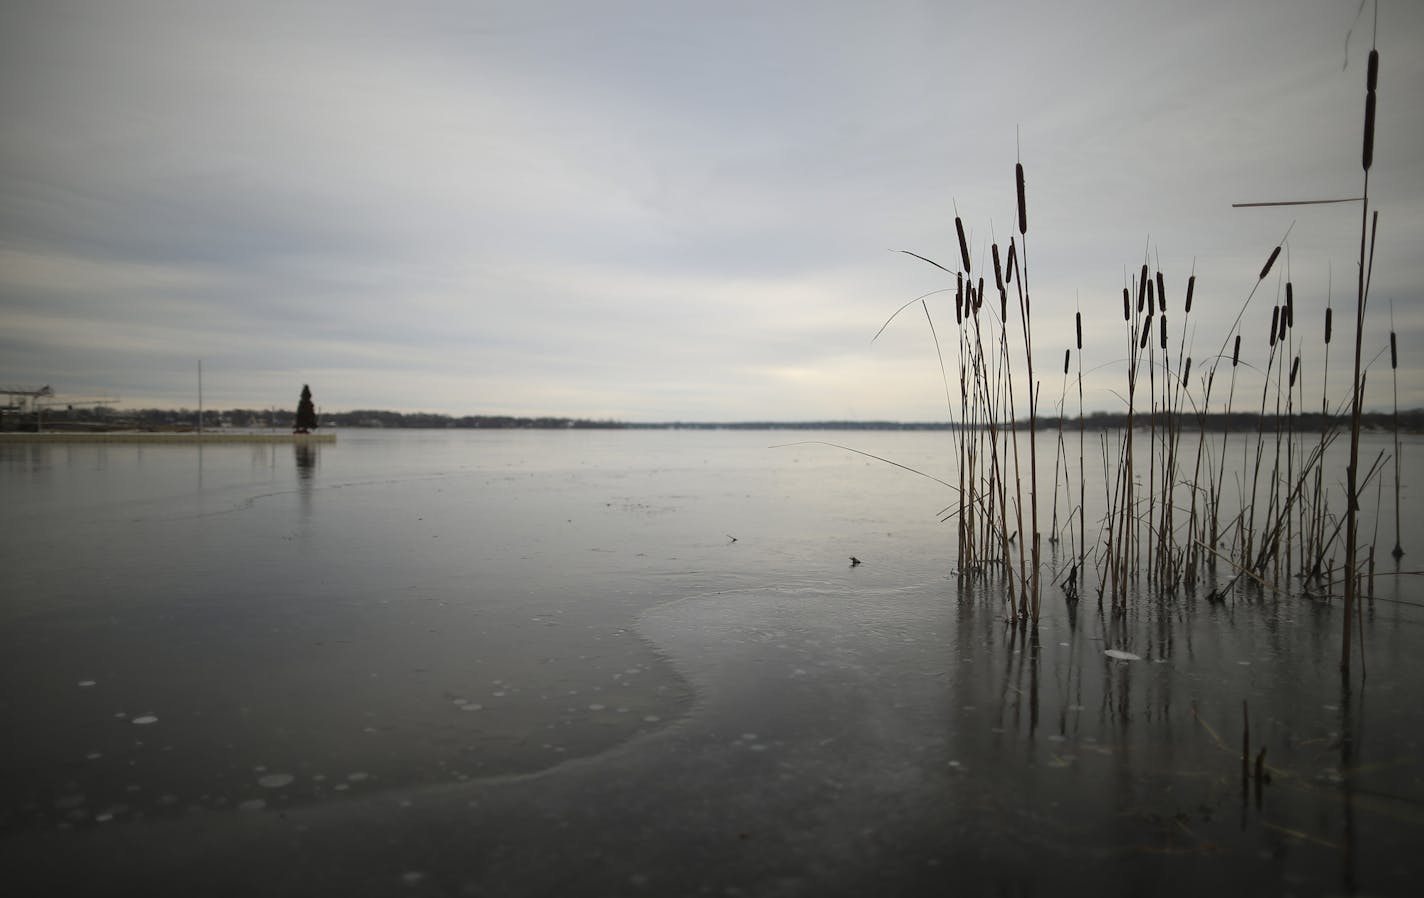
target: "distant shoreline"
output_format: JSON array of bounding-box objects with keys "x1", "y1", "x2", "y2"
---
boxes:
[{"x1": 0, "y1": 432, "x2": 337, "y2": 444}]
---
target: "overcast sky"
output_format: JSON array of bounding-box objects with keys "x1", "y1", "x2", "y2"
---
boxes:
[{"x1": 2, "y1": 0, "x2": 1420, "y2": 421}]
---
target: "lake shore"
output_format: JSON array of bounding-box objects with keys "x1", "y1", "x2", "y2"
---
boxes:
[{"x1": 0, "y1": 431, "x2": 337, "y2": 444}]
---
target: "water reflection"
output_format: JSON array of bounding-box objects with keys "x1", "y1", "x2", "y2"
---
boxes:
[
  {"x1": 295, "y1": 442, "x2": 317, "y2": 479},
  {"x1": 295, "y1": 442, "x2": 317, "y2": 520}
]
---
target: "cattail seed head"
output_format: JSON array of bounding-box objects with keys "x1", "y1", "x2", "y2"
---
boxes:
[
  {"x1": 955, "y1": 217, "x2": 971, "y2": 273},
  {"x1": 1064, "y1": 348, "x2": 1071, "y2": 375},
  {"x1": 1147, "y1": 279, "x2": 1155, "y2": 312},
  {"x1": 1182, "y1": 356, "x2": 1192, "y2": 387},
  {"x1": 1185, "y1": 275, "x2": 1195, "y2": 315},
  {"x1": 1006, "y1": 240, "x2": 1017, "y2": 284},
  {"x1": 1261, "y1": 246, "x2": 1281, "y2": 280},
  {"x1": 1368, "y1": 48, "x2": 1380, "y2": 92},
  {"x1": 1016, "y1": 162, "x2": 1027, "y2": 235},
  {"x1": 992, "y1": 244, "x2": 1004, "y2": 292},
  {"x1": 1277, "y1": 306, "x2": 1289, "y2": 342},
  {"x1": 1232, "y1": 334, "x2": 1241, "y2": 367},
  {"x1": 1122, "y1": 288, "x2": 1130, "y2": 321},
  {"x1": 1139, "y1": 320, "x2": 1151, "y2": 350},
  {"x1": 1285, "y1": 283, "x2": 1294, "y2": 327},
  {"x1": 1138, "y1": 265, "x2": 1149, "y2": 311},
  {"x1": 1269, "y1": 306, "x2": 1280, "y2": 346},
  {"x1": 1364, "y1": 91, "x2": 1377, "y2": 171},
  {"x1": 1075, "y1": 312, "x2": 1083, "y2": 349},
  {"x1": 1290, "y1": 356, "x2": 1300, "y2": 387},
  {"x1": 1160, "y1": 315, "x2": 1167, "y2": 350},
  {"x1": 1156, "y1": 271, "x2": 1166, "y2": 313},
  {"x1": 1325, "y1": 306, "x2": 1333, "y2": 344},
  {"x1": 1391, "y1": 331, "x2": 1398, "y2": 369}
]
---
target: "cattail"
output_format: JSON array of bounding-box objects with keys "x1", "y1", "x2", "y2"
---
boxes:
[
  {"x1": 1123, "y1": 288, "x2": 1131, "y2": 321},
  {"x1": 1185, "y1": 275, "x2": 1195, "y2": 314},
  {"x1": 1269, "y1": 307, "x2": 1280, "y2": 346},
  {"x1": 1064, "y1": 349, "x2": 1071, "y2": 375},
  {"x1": 955, "y1": 288, "x2": 963, "y2": 324},
  {"x1": 1325, "y1": 307, "x2": 1333, "y2": 344},
  {"x1": 1232, "y1": 334, "x2": 1241, "y2": 367},
  {"x1": 1391, "y1": 331, "x2": 1398, "y2": 369},
  {"x1": 978, "y1": 277, "x2": 985, "y2": 310},
  {"x1": 1147, "y1": 279, "x2": 1155, "y2": 313},
  {"x1": 1285, "y1": 283, "x2": 1294, "y2": 327},
  {"x1": 1364, "y1": 49, "x2": 1379, "y2": 171},
  {"x1": 1000, "y1": 287, "x2": 1008, "y2": 320},
  {"x1": 1277, "y1": 306, "x2": 1289, "y2": 342},
  {"x1": 1290, "y1": 356, "x2": 1300, "y2": 387},
  {"x1": 1075, "y1": 312, "x2": 1083, "y2": 349},
  {"x1": 1156, "y1": 272, "x2": 1166, "y2": 313},
  {"x1": 1261, "y1": 246, "x2": 1281, "y2": 280},
  {"x1": 956, "y1": 217, "x2": 971, "y2": 273},
  {"x1": 1182, "y1": 356, "x2": 1193, "y2": 387},
  {"x1": 1160, "y1": 315, "x2": 1168, "y2": 350},
  {"x1": 992, "y1": 244, "x2": 1004, "y2": 292},
  {"x1": 1006, "y1": 240, "x2": 1017, "y2": 283},
  {"x1": 973, "y1": 282, "x2": 983, "y2": 310},
  {"x1": 1138, "y1": 265, "x2": 1149, "y2": 311},
  {"x1": 1016, "y1": 162, "x2": 1027, "y2": 235},
  {"x1": 1139, "y1": 321, "x2": 1151, "y2": 350}
]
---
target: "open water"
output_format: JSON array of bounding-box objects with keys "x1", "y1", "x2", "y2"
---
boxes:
[{"x1": 1, "y1": 428, "x2": 1421, "y2": 896}]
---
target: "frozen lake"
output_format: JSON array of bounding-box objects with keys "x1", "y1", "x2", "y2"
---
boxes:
[{"x1": 2, "y1": 428, "x2": 1422, "y2": 896}]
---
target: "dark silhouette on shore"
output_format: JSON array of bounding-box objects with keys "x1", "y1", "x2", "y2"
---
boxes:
[{"x1": 294, "y1": 385, "x2": 318, "y2": 434}]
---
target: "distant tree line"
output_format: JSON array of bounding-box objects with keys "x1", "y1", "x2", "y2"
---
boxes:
[{"x1": 8, "y1": 405, "x2": 1423, "y2": 433}]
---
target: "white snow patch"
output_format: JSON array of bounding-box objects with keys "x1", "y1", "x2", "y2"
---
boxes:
[{"x1": 1103, "y1": 649, "x2": 1141, "y2": 661}]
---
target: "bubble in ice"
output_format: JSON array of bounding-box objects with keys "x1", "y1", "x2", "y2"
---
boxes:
[
  {"x1": 588, "y1": 704, "x2": 606, "y2": 711},
  {"x1": 257, "y1": 773, "x2": 295, "y2": 789},
  {"x1": 238, "y1": 799, "x2": 266, "y2": 812},
  {"x1": 347, "y1": 771, "x2": 369, "y2": 782},
  {"x1": 131, "y1": 715, "x2": 159, "y2": 725},
  {"x1": 78, "y1": 680, "x2": 96, "y2": 688},
  {"x1": 461, "y1": 703, "x2": 483, "y2": 712},
  {"x1": 1103, "y1": 649, "x2": 1141, "y2": 661},
  {"x1": 401, "y1": 872, "x2": 426, "y2": 886}
]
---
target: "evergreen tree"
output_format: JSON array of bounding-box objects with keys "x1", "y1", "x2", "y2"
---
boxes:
[{"x1": 294, "y1": 384, "x2": 317, "y2": 432}]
